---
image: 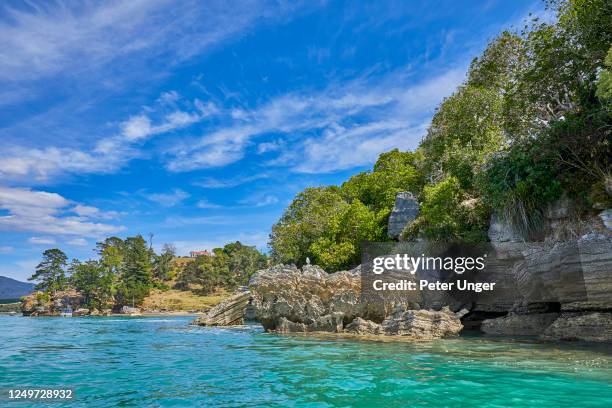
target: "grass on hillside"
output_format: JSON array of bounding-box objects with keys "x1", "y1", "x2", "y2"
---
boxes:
[{"x1": 142, "y1": 288, "x2": 229, "y2": 312}]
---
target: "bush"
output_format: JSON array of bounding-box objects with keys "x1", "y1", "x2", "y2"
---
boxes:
[{"x1": 402, "y1": 177, "x2": 489, "y2": 242}]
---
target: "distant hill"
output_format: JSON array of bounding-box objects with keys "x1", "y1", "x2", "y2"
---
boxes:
[{"x1": 0, "y1": 276, "x2": 35, "y2": 301}]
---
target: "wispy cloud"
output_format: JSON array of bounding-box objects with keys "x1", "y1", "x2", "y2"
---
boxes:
[
  {"x1": 193, "y1": 173, "x2": 271, "y2": 189},
  {"x1": 0, "y1": 0, "x2": 309, "y2": 81},
  {"x1": 0, "y1": 93, "x2": 214, "y2": 183},
  {"x1": 144, "y1": 189, "x2": 190, "y2": 207},
  {"x1": 196, "y1": 199, "x2": 223, "y2": 209},
  {"x1": 239, "y1": 194, "x2": 279, "y2": 208},
  {"x1": 0, "y1": 186, "x2": 124, "y2": 237},
  {"x1": 67, "y1": 238, "x2": 88, "y2": 247},
  {"x1": 165, "y1": 67, "x2": 465, "y2": 173},
  {"x1": 27, "y1": 237, "x2": 56, "y2": 245}
]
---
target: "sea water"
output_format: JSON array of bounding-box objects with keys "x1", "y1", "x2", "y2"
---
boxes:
[{"x1": 1, "y1": 315, "x2": 611, "y2": 407}]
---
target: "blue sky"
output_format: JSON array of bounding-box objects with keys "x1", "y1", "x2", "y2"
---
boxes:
[{"x1": 0, "y1": 0, "x2": 540, "y2": 281}]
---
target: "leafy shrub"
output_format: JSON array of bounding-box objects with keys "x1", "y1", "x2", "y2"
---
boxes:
[{"x1": 403, "y1": 177, "x2": 489, "y2": 242}]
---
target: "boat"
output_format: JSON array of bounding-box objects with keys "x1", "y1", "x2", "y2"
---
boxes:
[{"x1": 59, "y1": 306, "x2": 73, "y2": 317}]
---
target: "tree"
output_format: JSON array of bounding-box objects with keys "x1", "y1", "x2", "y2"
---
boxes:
[
  {"x1": 270, "y1": 186, "x2": 348, "y2": 266},
  {"x1": 341, "y1": 149, "x2": 423, "y2": 211},
  {"x1": 223, "y1": 241, "x2": 268, "y2": 286},
  {"x1": 115, "y1": 235, "x2": 153, "y2": 306},
  {"x1": 96, "y1": 236, "x2": 125, "y2": 275},
  {"x1": 421, "y1": 85, "x2": 505, "y2": 190},
  {"x1": 28, "y1": 249, "x2": 68, "y2": 294},
  {"x1": 70, "y1": 260, "x2": 114, "y2": 309},
  {"x1": 153, "y1": 243, "x2": 176, "y2": 281},
  {"x1": 403, "y1": 177, "x2": 489, "y2": 242}
]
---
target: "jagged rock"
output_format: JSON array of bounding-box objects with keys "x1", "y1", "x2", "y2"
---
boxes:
[
  {"x1": 481, "y1": 313, "x2": 559, "y2": 336},
  {"x1": 192, "y1": 292, "x2": 250, "y2": 326},
  {"x1": 249, "y1": 264, "x2": 367, "y2": 332},
  {"x1": 541, "y1": 312, "x2": 612, "y2": 342},
  {"x1": 345, "y1": 317, "x2": 382, "y2": 335},
  {"x1": 248, "y1": 264, "x2": 461, "y2": 339},
  {"x1": 380, "y1": 307, "x2": 462, "y2": 339},
  {"x1": 387, "y1": 192, "x2": 419, "y2": 239}
]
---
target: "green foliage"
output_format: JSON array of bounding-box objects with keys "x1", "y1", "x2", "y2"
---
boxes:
[
  {"x1": 28, "y1": 249, "x2": 68, "y2": 293},
  {"x1": 115, "y1": 235, "x2": 154, "y2": 306},
  {"x1": 70, "y1": 260, "x2": 114, "y2": 309},
  {"x1": 477, "y1": 136, "x2": 563, "y2": 236},
  {"x1": 421, "y1": 85, "x2": 505, "y2": 190},
  {"x1": 153, "y1": 244, "x2": 176, "y2": 281},
  {"x1": 270, "y1": 150, "x2": 423, "y2": 271},
  {"x1": 310, "y1": 199, "x2": 386, "y2": 270},
  {"x1": 596, "y1": 46, "x2": 612, "y2": 105},
  {"x1": 270, "y1": 186, "x2": 348, "y2": 266},
  {"x1": 341, "y1": 149, "x2": 423, "y2": 211},
  {"x1": 223, "y1": 241, "x2": 268, "y2": 286},
  {"x1": 403, "y1": 177, "x2": 489, "y2": 242},
  {"x1": 175, "y1": 242, "x2": 267, "y2": 295}
]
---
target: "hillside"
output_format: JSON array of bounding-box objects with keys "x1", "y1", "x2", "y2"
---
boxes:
[{"x1": 0, "y1": 276, "x2": 34, "y2": 301}]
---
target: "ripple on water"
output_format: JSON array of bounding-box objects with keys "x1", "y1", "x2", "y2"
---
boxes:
[{"x1": 0, "y1": 315, "x2": 611, "y2": 407}]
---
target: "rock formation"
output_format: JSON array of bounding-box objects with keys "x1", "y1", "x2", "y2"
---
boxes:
[
  {"x1": 192, "y1": 292, "x2": 251, "y2": 326},
  {"x1": 387, "y1": 192, "x2": 419, "y2": 239},
  {"x1": 193, "y1": 264, "x2": 463, "y2": 340}
]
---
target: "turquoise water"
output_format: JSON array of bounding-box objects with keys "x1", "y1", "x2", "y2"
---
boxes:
[{"x1": 1, "y1": 316, "x2": 611, "y2": 407}]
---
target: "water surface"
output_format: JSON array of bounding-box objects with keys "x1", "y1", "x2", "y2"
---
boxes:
[{"x1": 1, "y1": 315, "x2": 611, "y2": 407}]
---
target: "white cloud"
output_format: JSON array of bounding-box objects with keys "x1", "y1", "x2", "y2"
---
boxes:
[
  {"x1": 144, "y1": 189, "x2": 190, "y2": 207},
  {"x1": 0, "y1": 98, "x2": 210, "y2": 183},
  {"x1": 0, "y1": 1, "x2": 314, "y2": 183},
  {"x1": 164, "y1": 215, "x2": 237, "y2": 226},
  {"x1": 72, "y1": 204, "x2": 118, "y2": 220},
  {"x1": 164, "y1": 67, "x2": 465, "y2": 173},
  {"x1": 67, "y1": 238, "x2": 88, "y2": 247},
  {"x1": 193, "y1": 173, "x2": 270, "y2": 189},
  {"x1": 0, "y1": 246, "x2": 14, "y2": 253},
  {"x1": 196, "y1": 199, "x2": 223, "y2": 209},
  {"x1": 28, "y1": 237, "x2": 57, "y2": 245},
  {"x1": 257, "y1": 140, "x2": 283, "y2": 154},
  {"x1": 239, "y1": 194, "x2": 279, "y2": 208},
  {"x1": 0, "y1": 0, "x2": 308, "y2": 81},
  {"x1": 0, "y1": 186, "x2": 124, "y2": 237}
]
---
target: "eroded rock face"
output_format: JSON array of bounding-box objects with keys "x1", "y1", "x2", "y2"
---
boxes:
[
  {"x1": 246, "y1": 264, "x2": 462, "y2": 339},
  {"x1": 388, "y1": 192, "x2": 419, "y2": 239},
  {"x1": 380, "y1": 307, "x2": 462, "y2": 339},
  {"x1": 192, "y1": 292, "x2": 251, "y2": 326},
  {"x1": 481, "y1": 313, "x2": 559, "y2": 336},
  {"x1": 541, "y1": 313, "x2": 612, "y2": 342}
]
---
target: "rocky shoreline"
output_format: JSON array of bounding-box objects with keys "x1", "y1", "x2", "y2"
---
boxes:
[{"x1": 193, "y1": 193, "x2": 612, "y2": 343}]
